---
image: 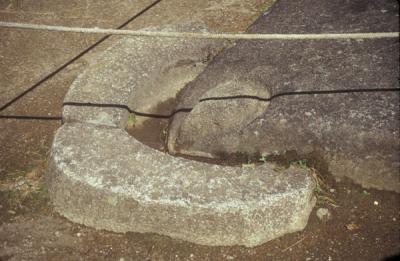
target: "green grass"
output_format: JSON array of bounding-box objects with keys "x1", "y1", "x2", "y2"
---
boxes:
[
  {"x1": 126, "y1": 113, "x2": 136, "y2": 128},
  {"x1": 291, "y1": 159, "x2": 307, "y2": 168},
  {"x1": 259, "y1": 154, "x2": 269, "y2": 163}
]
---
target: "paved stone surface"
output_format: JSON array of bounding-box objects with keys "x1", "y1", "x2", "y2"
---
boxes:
[
  {"x1": 49, "y1": 122, "x2": 315, "y2": 247},
  {"x1": 0, "y1": 0, "x2": 156, "y2": 107},
  {"x1": 167, "y1": 0, "x2": 400, "y2": 192}
]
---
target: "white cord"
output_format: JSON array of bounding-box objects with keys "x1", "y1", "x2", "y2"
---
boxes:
[{"x1": 0, "y1": 21, "x2": 398, "y2": 40}]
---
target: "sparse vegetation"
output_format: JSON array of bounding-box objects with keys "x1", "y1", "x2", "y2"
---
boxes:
[
  {"x1": 362, "y1": 190, "x2": 371, "y2": 196},
  {"x1": 127, "y1": 113, "x2": 137, "y2": 128},
  {"x1": 291, "y1": 159, "x2": 307, "y2": 168},
  {"x1": 309, "y1": 168, "x2": 338, "y2": 208},
  {"x1": 0, "y1": 163, "x2": 49, "y2": 214},
  {"x1": 259, "y1": 154, "x2": 269, "y2": 163}
]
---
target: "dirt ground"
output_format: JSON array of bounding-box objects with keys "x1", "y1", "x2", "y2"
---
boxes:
[{"x1": 0, "y1": 0, "x2": 399, "y2": 260}]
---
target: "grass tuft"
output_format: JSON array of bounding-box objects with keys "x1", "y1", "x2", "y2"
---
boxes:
[{"x1": 126, "y1": 113, "x2": 136, "y2": 128}]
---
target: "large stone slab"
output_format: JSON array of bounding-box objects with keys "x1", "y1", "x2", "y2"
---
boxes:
[
  {"x1": 48, "y1": 123, "x2": 315, "y2": 247},
  {"x1": 167, "y1": 0, "x2": 400, "y2": 192},
  {"x1": 49, "y1": 21, "x2": 316, "y2": 246},
  {"x1": 63, "y1": 23, "x2": 227, "y2": 128}
]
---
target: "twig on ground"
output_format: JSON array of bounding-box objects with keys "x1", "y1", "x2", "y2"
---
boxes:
[{"x1": 281, "y1": 236, "x2": 307, "y2": 252}]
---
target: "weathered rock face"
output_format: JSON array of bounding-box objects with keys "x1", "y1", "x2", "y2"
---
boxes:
[
  {"x1": 63, "y1": 23, "x2": 227, "y2": 128},
  {"x1": 49, "y1": 123, "x2": 316, "y2": 247},
  {"x1": 167, "y1": 0, "x2": 400, "y2": 192},
  {"x1": 49, "y1": 23, "x2": 317, "y2": 247},
  {"x1": 168, "y1": 79, "x2": 270, "y2": 158}
]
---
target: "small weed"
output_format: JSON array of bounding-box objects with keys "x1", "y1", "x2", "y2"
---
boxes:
[
  {"x1": 309, "y1": 168, "x2": 338, "y2": 208},
  {"x1": 362, "y1": 190, "x2": 371, "y2": 196},
  {"x1": 291, "y1": 159, "x2": 307, "y2": 168},
  {"x1": 317, "y1": 195, "x2": 338, "y2": 208},
  {"x1": 126, "y1": 113, "x2": 136, "y2": 128},
  {"x1": 259, "y1": 154, "x2": 269, "y2": 163},
  {"x1": 314, "y1": 183, "x2": 322, "y2": 194}
]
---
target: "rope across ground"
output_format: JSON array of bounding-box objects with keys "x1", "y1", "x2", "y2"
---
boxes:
[{"x1": 0, "y1": 21, "x2": 398, "y2": 40}]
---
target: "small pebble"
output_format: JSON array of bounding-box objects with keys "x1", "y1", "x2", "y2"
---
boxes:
[
  {"x1": 76, "y1": 232, "x2": 82, "y2": 237},
  {"x1": 7, "y1": 210, "x2": 16, "y2": 215},
  {"x1": 346, "y1": 223, "x2": 359, "y2": 231},
  {"x1": 16, "y1": 180, "x2": 25, "y2": 186},
  {"x1": 329, "y1": 189, "x2": 335, "y2": 193},
  {"x1": 316, "y1": 208, "x2": 331, "y2": 221},
  {"x1": 54, "y1": 231, "x2": 62, "y2": 237},
  {"x1": 374, "y1": 201, "x2": 379, "y2": 206}
]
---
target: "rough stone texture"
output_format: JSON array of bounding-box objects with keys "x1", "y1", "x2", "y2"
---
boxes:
[
  {"x1": 168, "y1": 79, "x2": 270, "y2": 158},
  {"x1": 63, "y1": 23, "x2": 228, "y2": 128},
  {"x1": 48, "y1": 123, "x2": 315, "y2": 247},
  {"x1": 50, "y1": 20, "x2": 318, "y2": 247},
  {"x1": 167, "y1": 0, "x2": 400, "y2": 192}
]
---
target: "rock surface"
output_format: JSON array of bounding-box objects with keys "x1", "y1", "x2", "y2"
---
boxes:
[
  {"x1": 50, "y1": 22, "x2": 317, "y2": 246},
  {"x1": 167, "y1": 0, "x2": 400, "y2": 192},
  {"x1": 63, "y1": 24, "x2": 227, "y2": 128},
  {"x1": 48, "y1": 123, "x2": 316, "y2": 247}
]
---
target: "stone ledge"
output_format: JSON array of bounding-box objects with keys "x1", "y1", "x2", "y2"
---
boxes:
[
  {"x1": 63, "y1": 30, "x2": 226, "y2": 128},
  {"x1": 48, "y1": 123, "x2": 315, "y2": 247}
]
